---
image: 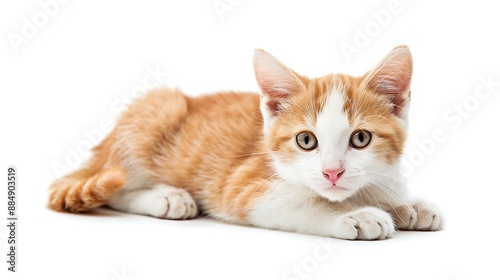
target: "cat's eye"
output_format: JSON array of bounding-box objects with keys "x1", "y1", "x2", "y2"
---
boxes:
[
  {"x1": 296, "y1": 132, "x2": 318, "y2": 151},
  {"x1": 350, "y1": 130, "x2": 372, "y2": 149}
]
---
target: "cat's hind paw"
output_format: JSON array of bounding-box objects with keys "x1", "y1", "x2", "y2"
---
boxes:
[
  {"x1": 155, "y1": 187, "x2": 198, "y2": 220},
  {"x1": 108, "y1": 184, "x2": 198, "y2": 219}
]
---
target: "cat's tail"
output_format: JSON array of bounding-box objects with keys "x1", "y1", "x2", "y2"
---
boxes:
[{"x1": 48, "y1": 165, "x2": 126, "y2": 213}]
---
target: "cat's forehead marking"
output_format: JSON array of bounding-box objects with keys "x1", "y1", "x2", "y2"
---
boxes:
[{"x1": 315, "y1": 86, "x2": 350, "y2": 163}]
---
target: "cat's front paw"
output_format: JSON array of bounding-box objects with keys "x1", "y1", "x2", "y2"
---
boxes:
[
  {"x1": 333, "y1": 207, "x2": 395, "y2": 240},
  {"x1": 390, "y1": 201, "x2": 444, "y2": 231}
]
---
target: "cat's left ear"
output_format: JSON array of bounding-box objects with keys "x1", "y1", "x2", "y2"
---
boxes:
[{"x1": 363, "y1": 45, "x2": 413, "y2": 119}]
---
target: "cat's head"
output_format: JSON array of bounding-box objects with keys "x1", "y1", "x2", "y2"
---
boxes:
[{"x1": 254, "y1": 46, "x2": 412, "y2": 201}]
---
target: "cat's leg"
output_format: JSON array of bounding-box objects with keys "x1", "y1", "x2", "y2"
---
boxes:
[
  {"x1": 248, "y1": 186, "x2": 396, "y2": 240},
  {"x1": 108, "y1": 184, "x2": 198, "y2": 219}
]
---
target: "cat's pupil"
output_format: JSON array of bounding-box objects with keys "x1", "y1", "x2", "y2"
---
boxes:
[
  {"x1": 304, "y1": 135, "x2": 309, "y2": 144},
  {"x1": 358, "y1": 132, "x2": 364, "y2": 143}
]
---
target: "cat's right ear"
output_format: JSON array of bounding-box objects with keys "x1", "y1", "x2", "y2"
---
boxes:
[{"x1": 253, "y1": 49, "x2": 303, "y2": 117}]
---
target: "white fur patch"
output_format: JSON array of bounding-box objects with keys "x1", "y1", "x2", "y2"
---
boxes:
[
  {"x1": 315, "y1": 87, "x2": 351, "y2": 171},
  {"x1": 108, "y1": 184, "x2": 198, "y2": 219},
  {"x1": 248, "y1": 180, "x2": 341, "y2": 236}
]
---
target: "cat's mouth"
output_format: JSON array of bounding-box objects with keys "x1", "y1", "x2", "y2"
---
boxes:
[{"x1": 330, "y1": 184, "x2": 349, "y2": 192}]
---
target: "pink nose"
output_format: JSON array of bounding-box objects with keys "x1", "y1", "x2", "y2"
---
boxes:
[{"x1": 322, "y1": 168, "x2": 345, "y2": 185}]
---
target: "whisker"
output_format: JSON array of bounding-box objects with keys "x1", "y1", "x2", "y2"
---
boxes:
[{"x1": 223, "y1": 152, "x2": 271, "y2": 158}]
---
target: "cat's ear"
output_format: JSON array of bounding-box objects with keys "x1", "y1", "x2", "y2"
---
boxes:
[
  {"x1": 253, "y1": 49, "x2": 303, "y2": 117},
  {"x1": 363, "y1": 45, "x2": 413, "y2": 118}
]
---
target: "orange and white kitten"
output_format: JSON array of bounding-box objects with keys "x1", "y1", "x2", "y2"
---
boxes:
[{"x1": 49, "y1": 45, "x2": 443, "y2": 240}]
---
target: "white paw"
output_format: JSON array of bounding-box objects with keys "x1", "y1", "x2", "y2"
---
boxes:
[
  {"x1": 391, "y1": 201, "x2": 444, "y2": 231},
  {"x1": 413, "y1": 201, "x2": 444, "y2": 231},
  {"x1": 151, "y1": 186, "x2": 198, "y2": 220},
  {"x1": 333, "y1": 207, "x2": 395, "y2": 240}
]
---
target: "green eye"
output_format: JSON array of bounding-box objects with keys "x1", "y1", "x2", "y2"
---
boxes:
[
  {"x1": 350, "y1": 130, "x2": 372, "y2": 149},
  {"x1": 296, "y1": 132, "x2": 318, "y2": 151}
]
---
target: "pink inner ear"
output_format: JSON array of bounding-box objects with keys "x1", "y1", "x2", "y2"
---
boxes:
[
  {"x1": 376, "y1": 72, "x2": 411, "y2": 95},
  {"x1": 266, "y1": 100, "x2": 280, "y2": 116},
  {"x1": 262, "y1": 87, "x2": 291, "y2": 115},
  {"x1": 258, "y1": 82, "x2": 292, "y2": 100},
  {"x1": 258, "y1": 81, "x2": 294, "y2": 115},
  {"x1": 253, "y1": 49, "x2": 299, "y2": 115},
  {"x1": 376, "y1": 73, "x2": 411, "y2": 115},
  {"x1": 367, "y1": 46, "x2": 413, "y2": 116}
]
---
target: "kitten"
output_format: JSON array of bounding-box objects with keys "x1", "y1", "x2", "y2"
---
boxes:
[{"x1": 48, "y1": 45, "x2": 443, "y2": 240}]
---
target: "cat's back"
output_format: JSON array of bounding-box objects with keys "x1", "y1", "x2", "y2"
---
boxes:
[
  {"x1": 116, "y1": 88, "x2": 261, "y2": 142},
  {"x1": 115, "y1": 88, "x2": 263, "y2": 179},
  {"x1": 146, "y1": 89, "x2": 265, "y2": 192},
  {"x1": 180, "y1": 90, "x2": 264, "y2": 159},
  {"x1": 185, "y1": 91, "x2": 262, "y2": 134}
]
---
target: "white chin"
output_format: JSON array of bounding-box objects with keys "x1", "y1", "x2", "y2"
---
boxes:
[{"x1": 317, "y1": 187, "x2": 353, "y2": 202}]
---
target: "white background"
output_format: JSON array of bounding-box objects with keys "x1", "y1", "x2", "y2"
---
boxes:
[{"x1": 1, "y1": 1, "x2": 499, "y2": 280}]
